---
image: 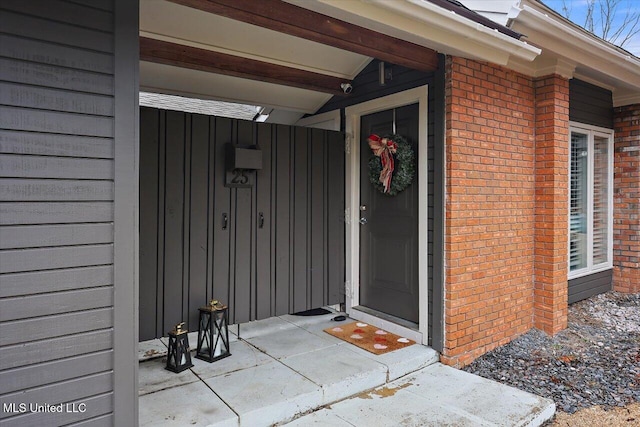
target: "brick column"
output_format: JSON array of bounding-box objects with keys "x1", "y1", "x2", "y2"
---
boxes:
[
  {"x1": 613, "y1": 104, "x2": 640, "y2": 293},
  {"x1": 533, "y1": 75, "x2": 569, "y2": 334}
]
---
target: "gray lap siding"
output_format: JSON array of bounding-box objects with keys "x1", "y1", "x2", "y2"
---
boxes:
[{"x1": 0, "y1": 1, "x2": 117, "y2": 425}]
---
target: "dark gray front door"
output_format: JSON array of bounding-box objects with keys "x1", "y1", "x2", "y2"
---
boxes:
[{"x1": 359, "y1": 104, "x2": 419, "y2": 323}]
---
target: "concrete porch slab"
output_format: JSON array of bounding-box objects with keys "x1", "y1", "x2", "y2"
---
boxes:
[
  {"x1": 232, "y1": 316, "x2": 296, "y2": 340},
  {"x1": 139, "y1": 357, "x2": 200, "y2": 396},
  {"x1": 203, "y1": 360, "x2": 322, "y2": 427},
  {"x1": 138, "y1": 338, "x2": 167, "y2": 361},
  {"x1": 286, "y1": 362, "x2": 556, "y2": 427},
  {"x1": 281, "y1": 345, "x2": 388, "y2": 405},
  {"x1": 190, "y1": 338, "x2": 272, "y2": 380},
  {"x1": 337, "y1": 340, "x2": 440, "y2": 382},
  {"x1": 139, "y1": 311, "x2": 553, "y2": 427},
  {"x1": 284, "y1": 409, "x2": 356, "y2": 426},
  {"x1": 279, "y1": 310, "x2": 341, "y2": 328},
  {"x1": 285, "y1": 312, "x2": 439, "y2": 381},
  {"x1": 139, "y1": 381, "x2": 238, "y2": 427},
  {"x1": 244, "y1": 323, "x2": 338, "y2": 360}
]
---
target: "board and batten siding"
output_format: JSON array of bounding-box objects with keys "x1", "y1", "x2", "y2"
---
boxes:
[
  {"x1": 0, "y1": 1, "x2": 128, "y2": 425},
  {"x1": 140, "y1": 108, "x2": 345, "y2": 340}
]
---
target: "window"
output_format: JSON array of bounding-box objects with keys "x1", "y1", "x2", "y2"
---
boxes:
[{"x1": 568, "y1": 123, "x2": 613, "y2": 278}]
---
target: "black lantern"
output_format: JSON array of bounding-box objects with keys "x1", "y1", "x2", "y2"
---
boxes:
[
  {"x1": 196, "y1": 300, "x2": 231, "y2": 362},
  {"x1": 166, "y1": 322, "x2": 194, "y2": 373}
]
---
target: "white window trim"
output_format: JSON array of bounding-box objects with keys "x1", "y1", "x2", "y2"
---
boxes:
[{"x1": 568, "y1": 122, "x2": 614, "y2": 280}]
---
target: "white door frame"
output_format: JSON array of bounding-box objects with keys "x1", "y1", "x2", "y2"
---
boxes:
[{"x1": 344, "y1": 86, "x2": 429, "y2": 344}]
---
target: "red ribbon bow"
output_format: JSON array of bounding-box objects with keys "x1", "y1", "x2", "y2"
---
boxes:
[{"x1": 368, "y1": 134, "x2": 397, "y2": 194}]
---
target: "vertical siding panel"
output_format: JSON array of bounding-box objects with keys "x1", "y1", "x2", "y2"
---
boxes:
[
  {"x1": 270, "y1": 126, "x2": 278, "y2": 315},
  {"x1": 292, "y1": 127, "x2": 309, "y2": 312},
  {"x1": 274, "y1": 125, "x2": 291, "y2": 315},
  {"x1": 139, "y1": 107, "x2": 159, "y2": 341},
  {"x1": 162, "y1": 111, "x2": 185, "y2": 333},
  {"x1": 310, "y1": 129, "x2": 326, "y2": 308},
  {"x1": 140, "y1": 110, "x2": 346, "y2": 331},
  {"x1": 182, "y1": 116, "x2": 192, "y2": 328},
  {"x1": 212, "y1": 118, "x2": 232, "y2": 314},
  {"x1": 256, "y1": 123, "x2": 273, "y2": 319},
  {"x1": 327, "y1": 131, "x2": 345, "y2": 304},
  {"x1": 206, "y1": 118, "x2": 216, "y2": 305},
  {"x1": 232, "y1": 120, "x2": 254, "y2": 323},
  {"x1": 155, "y1": 111, "x2": 167, "y2": 337},
  {"x1": 188, "y1": 114, "x2": 210, "y2": 329}
]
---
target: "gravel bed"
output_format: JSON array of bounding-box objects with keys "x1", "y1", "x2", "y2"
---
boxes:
[{"x1": 464, "y1": 292, "x2": 640, "y2": 414}]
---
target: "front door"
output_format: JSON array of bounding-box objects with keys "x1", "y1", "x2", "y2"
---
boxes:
[{"x1": 359, "y1": 104, "x2": 419, "y2": 323}]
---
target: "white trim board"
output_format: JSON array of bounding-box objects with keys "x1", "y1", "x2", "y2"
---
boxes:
[
  {"x1": 349, "y1": 307, "x2": 423, "y2": 343},
  {"x1": 344, "y1": 86, "x2": 429, "y2": 345},
  {"x1": 295, "y1": 109, "x2": 341, "y2": 131}
]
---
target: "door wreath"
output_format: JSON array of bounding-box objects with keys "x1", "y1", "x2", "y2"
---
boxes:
[{"x1": 367, "y1": 134, "x2": 415, "y2": 196}]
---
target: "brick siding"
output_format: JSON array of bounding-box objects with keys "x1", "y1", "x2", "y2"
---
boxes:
[
  {"x1": 613, "y1": 104, "x2": 640, "y2": 293},
  {"x1": 442, "y1": 57, "x2": 537, "y2": 367},
  {"x1": 532, "y1": 75, "x2": 569, "y2": 335}
]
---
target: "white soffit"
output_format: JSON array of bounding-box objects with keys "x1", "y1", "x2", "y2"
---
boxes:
[
  {"x1": 457, "y1": 0, "x2": 514, "y2": 25},
  {"x1": 139, "y1": 0, "x2": 370, "y2": 79},
  {"x1": 285, "y1": 0, "x2": 540, "y2": 66},
  {"x1": 140, "y1": 61, "x2": 333, "y2": 114},
  {"x1": 507, "y1": 1, "x2": 640, "y2": 106},
  {"x1": 139, "y1": 0, "x2": 372, "y2": 116}
]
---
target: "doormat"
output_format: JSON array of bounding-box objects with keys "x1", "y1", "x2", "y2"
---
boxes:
[
  {"x1": 293, "y1": 308, "x2": 332, "y2": 316},
  {"x1": 323, "y1": 322, "x2": 415, "y2": 355}
]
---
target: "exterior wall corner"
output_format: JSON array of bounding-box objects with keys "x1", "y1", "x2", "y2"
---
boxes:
[
  {"x1": 613, "y1": 103, "x2": 640, "y2": 293},
  {"x1": 533, "y1": 74, "x2": 570, "y2": 335}
]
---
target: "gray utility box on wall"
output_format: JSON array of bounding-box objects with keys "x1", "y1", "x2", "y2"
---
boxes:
[
  {"x1": 226, "y1": 144, "x2": 262, "y2": 187},
  {"x1": 227, "y1": 144, "x2": 262, "y2": 170}
]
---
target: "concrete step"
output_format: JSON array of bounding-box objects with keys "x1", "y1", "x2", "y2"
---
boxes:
[
  {"x1": 285, "y1": 363, "x2": 556, "y2": 427},
  {"x1": 139, "y1": 312, "x2": 439, "y2": 427},
  {"x1": 139, "y1": 312, "x2": 553, "y2": 427}
]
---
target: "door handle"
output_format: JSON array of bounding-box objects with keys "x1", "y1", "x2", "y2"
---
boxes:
[
  {"x1": 359, "y1": 217, "x2": 368, "y2": 225},
  {"x1": 258, "y1": 212, "x2": 265, "y2": 229},
  {"x1": 222, "y1": 213, "x2": 228, "y2": 230}
]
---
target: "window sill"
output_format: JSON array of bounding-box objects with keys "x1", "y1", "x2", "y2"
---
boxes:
[{"x1": 568, "y1": 265, "x2": 613, "y2": 281}]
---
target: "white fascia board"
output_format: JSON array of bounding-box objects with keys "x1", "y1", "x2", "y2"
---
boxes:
[
  {"x1": 285, "y1": 0, "x2": 540, "y2": 65},
  {"x1": 508, "y1": 3, "x2": 640, "y2": 89}
]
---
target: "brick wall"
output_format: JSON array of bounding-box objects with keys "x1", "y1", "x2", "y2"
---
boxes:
[
  {"x1": 442, "y1": 57, "x2": 536, "y2": 367},
  {"x1": 532, "y1": 75, "x2": 569, "y2": 334},
  {"x1": 613, "y1": 104, "x2": 640, "y2": 293}
]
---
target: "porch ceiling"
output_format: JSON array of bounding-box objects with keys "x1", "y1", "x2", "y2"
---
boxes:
[
  {"x1": 140, "y1": 0, "x2": 540, "y2": 122},
  {"x1": 140, "y1": 0, "x2": 373, "y2": 119}
]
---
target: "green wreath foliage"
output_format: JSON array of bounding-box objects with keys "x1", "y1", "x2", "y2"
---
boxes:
[{"x1": 368, "y1": 134, "x2": 415, "y2": 196}]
